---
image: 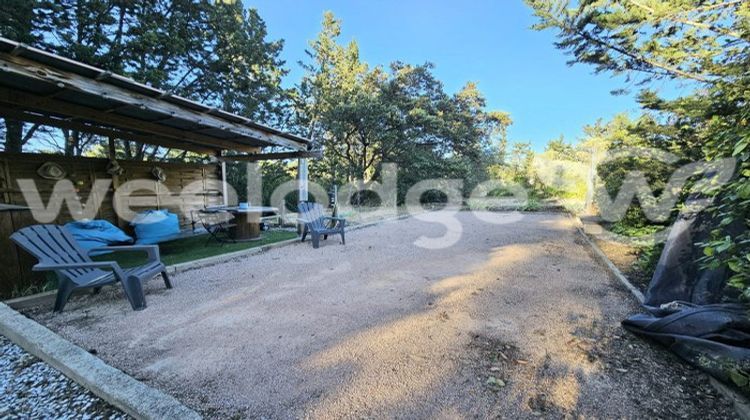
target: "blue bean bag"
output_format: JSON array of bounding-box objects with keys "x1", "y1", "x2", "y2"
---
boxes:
[
  {"x1": 131, "y1": 210, "x2": 180, "y2": 245},
  {"x1": 64, "y1": 220, "x2": 133, "y2": 254}
]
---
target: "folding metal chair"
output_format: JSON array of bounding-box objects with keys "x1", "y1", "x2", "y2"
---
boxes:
[{"x1": 197, "y1": 209, "x2": 237, "y2": 246}]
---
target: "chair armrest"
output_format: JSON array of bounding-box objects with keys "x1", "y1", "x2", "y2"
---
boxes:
[
  {"x1": 33, "y1": 261, "x2": 127, "y2": 280},
  {"x1": 322, "y1": 216, "x2": 346, "y2": 227},
  {"x1": 89, "y1": 245, "x2": 161, "y2": 262}
]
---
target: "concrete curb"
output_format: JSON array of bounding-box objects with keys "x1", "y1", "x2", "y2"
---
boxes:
[
  {"x1": 166, "y1": 237, "x2": 301, "y2": 274},
  {"x1": 570, "y1": 214, "x2": 645, "y2": 304},
  {"x1": 347, "y1": 212, "x2": 413, "y2": 231},
  {"x1": 4, "y1": 290, "x2": 59, "y2": 311},
  {"x1": 0, "y1": 302, "x2": 201, "y2": 419}
]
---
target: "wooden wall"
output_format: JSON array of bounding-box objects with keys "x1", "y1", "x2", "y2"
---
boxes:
[{"x1": 0, "y1": 152, "x2": 223, "y2": 298}]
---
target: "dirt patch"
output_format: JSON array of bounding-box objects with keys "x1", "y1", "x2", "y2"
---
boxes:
[
  {"x1": 570, "y1": 319, "x2": 733, "y2": 418},
  {"x1": 591, "y1": 236, "x2": 653, "y2": 291},
  {"x1": 463, "y1": 318, "x2": 736, "y2": 418},
  {"x1": 468, "y1": 334, "x2": 524, "y2": 391}
]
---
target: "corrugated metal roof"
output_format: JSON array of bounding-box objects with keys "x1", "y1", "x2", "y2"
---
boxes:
[{"x1": 0, "y1": 37, "x2": 311, "y2": 153}]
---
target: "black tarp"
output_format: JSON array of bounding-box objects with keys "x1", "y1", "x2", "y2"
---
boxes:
[{"x1": 621, "y1": 206, "x2": 750, "y2": 392}]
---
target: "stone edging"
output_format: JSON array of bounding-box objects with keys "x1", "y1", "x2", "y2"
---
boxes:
[
  {"x1": 166, "y1": 237, "x2": 300, "y2": 274},
  {"x1": 0, "y1": 302, "x2": 201, "y2": 420},
  {"x1": 569, "y1": 214, "x2": 645, "y2": 303}
]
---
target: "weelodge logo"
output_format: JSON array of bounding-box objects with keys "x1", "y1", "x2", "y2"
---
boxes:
[
  {"x1": 13, "y1": 147, "x2": 736, "y2": 249},
  {"x1": 16, "y1": 178, "x2": 238, "y2": 224},
  {"x1": 14, "y1": 162, "x2": 530, "y2": 251},
  {"x1": 591, "y1": 147, "x2": 735, "y2": 245}
]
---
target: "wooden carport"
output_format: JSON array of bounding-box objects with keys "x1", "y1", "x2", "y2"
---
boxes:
[
  {"x1": 0, "y1": 37, "x2": 314, "y2": 156},
  {"x1": 0, "y1": 37, "x2": 317, "y2": 297}
]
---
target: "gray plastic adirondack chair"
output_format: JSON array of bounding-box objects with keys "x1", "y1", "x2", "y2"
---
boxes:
[
  {"x1": 298, "y1": 202, "x2": 346, "y2": 249},
  {"x1": 11, "y1": 225, "x2": 171, "y2": 312}
]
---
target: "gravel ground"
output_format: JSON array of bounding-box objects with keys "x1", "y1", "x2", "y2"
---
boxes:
[
  {"x1": 0, "y1": 335, "x2": 127, "y2": 419},
  {"x1": 24, "y1": 211, "x2": 737, "y2": 418}
]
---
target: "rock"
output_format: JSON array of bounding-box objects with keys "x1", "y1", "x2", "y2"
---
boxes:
[
  {"x1": 486, "y1": 376, "x2": 506, "y2": 388},
  {"x1": 0, "y1": 335, "x2": 128, "y2": 419}
]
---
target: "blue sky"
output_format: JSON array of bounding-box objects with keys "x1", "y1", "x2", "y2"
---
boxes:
[{"x1": 248, "y1": 0, "x2": 686, "y2": 151}]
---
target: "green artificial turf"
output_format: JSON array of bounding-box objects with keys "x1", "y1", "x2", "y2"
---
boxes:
[{"x1": 93, "y1": 230, "x2": 298, "y2": 268}]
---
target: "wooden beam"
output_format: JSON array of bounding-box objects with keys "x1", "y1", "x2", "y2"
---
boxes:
[
  {"x1": 0, "y1": 87, "x2": 249, "y2": 153},
  {"x1": 0, "y1": 106, "x2": 216, "y2": 154},
  {"x1": 0, "y1": 52, "x2": 309, "y2": 150},
  {"x1": 219, "y1": 150, "x2": 323, "y2": 162}
]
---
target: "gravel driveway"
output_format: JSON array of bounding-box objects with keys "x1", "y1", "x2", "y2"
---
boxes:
[{"x1": 24, "y1": 211, "x2": 736, "y2": 418}]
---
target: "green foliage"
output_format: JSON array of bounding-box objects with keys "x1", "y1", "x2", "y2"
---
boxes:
[
  {"x1": 495, "y1": 133, "x2": 598, "y2": 212},
  {"x1": 9, "y1": 273, "x2": 57, "y2": 299},
  {"x1": 534, "y1": 136, "x2": 590, "y2": 203},
  {"x1": 526, "y1": 0, "x2": 750, "y2": 296},
  {"x1": 634, "y1": 242, "x2": 665, "y2": 277},
  {"x1": 396, "y1": 147, "x2": 492, "y2": 204},
  {"x1": 295, "y1": 12, "x2": 511, "y2": 201},
  {"x1": 545, "y1": 136, "x2": 577, "y2": 161},
  {"x1": 526, "y1": 0, "x2": 746, "y2": 84},
  {"x1": 226, "y1": 160, "x2": 296, "y2": 209},
  {"x1": 488, "y1": 141, "x2": 535, "y2": 188},
  {"x1": 520, "y1": 196, "x2": 542, "y2": 212},
  {"x1": 1, "y1": 1, "x2": 288, "y2": 156},
  {"x1": 609, "y1": 218, "x2": 665, "y2": 238}
]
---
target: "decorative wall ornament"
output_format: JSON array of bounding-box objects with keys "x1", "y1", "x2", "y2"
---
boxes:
[
  {"x1": 36, "y1": 162, "x2": 66, "y2": 180},
  {"x1": 151, "y1": 166, "x2": 167, "y2": 183}
]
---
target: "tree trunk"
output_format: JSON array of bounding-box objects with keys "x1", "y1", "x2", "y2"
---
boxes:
[{"x1": 3, "y1": 119, "x2": 24, "y2": 153}]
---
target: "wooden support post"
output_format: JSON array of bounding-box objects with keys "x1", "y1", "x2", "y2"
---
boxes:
[
  {"x1": 297, "y1": 158, "x2": 308, "y2": 234},
  {"x1": 298, "y1": 158, "x2": 309, "y2": 202},
  {"x1": 219, "y1": 152, "x2": 228, "y2": 207},
  {"x1": 108, "y1": 136, "x2": 117, "y2": 160},
  {"x1": 108, "y1": 137, "x2": 126, "y2": 230},
  {"x1": 246, "y1": 162, "x2": 262, "y2": 207}
]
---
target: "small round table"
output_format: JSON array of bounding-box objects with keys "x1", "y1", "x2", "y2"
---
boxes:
[{"x1": 225, "y1": 206, "x2": 279, "y2": 241}]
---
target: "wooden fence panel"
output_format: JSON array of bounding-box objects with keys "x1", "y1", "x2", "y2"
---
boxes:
[{"x1": 0, "y1": 152, "x2": 222, "y2": 298}]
